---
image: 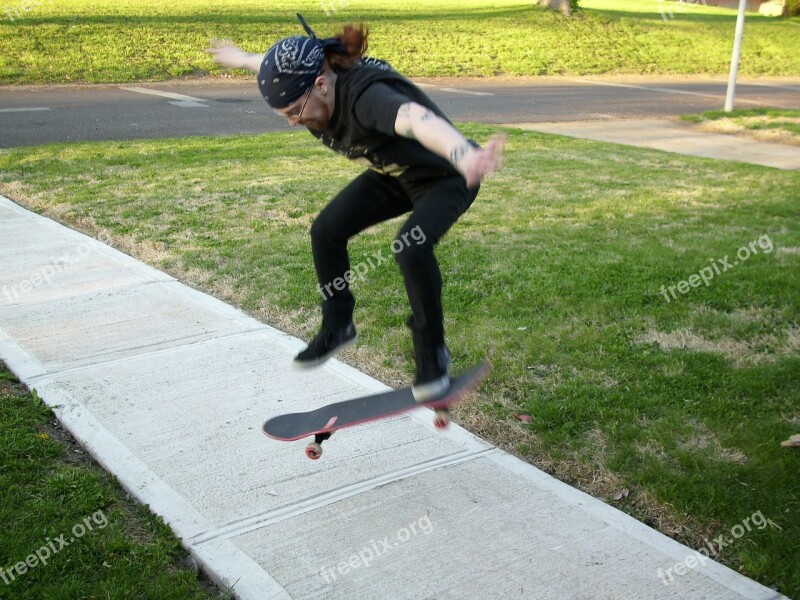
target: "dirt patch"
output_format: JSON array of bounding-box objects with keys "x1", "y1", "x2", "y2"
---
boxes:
[
  {"x1": 695, "y1": 118, "x2": 800, "y2": 147},
  {"x1": 525, "y1": 364, "x2": 618, "y2": 390},
  {"x1": 636, "y1": 438, "x2": 672, "y2": 464},
  {"x1": 678, "y1": 420, "x2": 748, "y2": 465},
  {"x1": 693, "y1": 305, "x2": 779, "y2": 326},
  {"x1": 637, "y1": 327, "x2": 799, "y2": 367}
]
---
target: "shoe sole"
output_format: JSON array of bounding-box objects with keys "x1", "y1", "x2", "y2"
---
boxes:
[
  {"x1": 412, "y1": 374, "x2": 451, "y2": 402},
  {"x1": 291, "y1": 336, "x2": 356, "y2": 371}
]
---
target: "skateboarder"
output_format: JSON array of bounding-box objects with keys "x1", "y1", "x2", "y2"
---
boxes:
[{"x1": 209, "y1": 15, "x2": 505, "y2": 401}]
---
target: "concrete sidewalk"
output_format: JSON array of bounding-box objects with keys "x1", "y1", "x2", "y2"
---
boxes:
[
  {"x1": 505, "y1": 119, "x2": 800, "y2": 170},
  {"x1": 0, "y1": 194, "x2": 787, "y2": 600}
]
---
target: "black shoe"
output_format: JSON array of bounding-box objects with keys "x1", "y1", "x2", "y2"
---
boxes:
[
  {"x1": 412, "y1": 343, "x2": 451, "y2": 402},
  {"x1": 293, "y1": 322, "x2": 357, "y2": 369}
]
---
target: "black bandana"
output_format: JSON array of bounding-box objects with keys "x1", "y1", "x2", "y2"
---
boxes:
[{"x1": 258, "y1": 14, "x2": 346, "y2": 109}]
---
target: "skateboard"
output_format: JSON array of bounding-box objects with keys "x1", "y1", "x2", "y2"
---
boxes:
[{"x1": 263, "y1": 361, "x2": 491, "y2": 460}]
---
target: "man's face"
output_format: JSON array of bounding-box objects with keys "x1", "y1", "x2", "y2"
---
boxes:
[{"x1": 273, "y1": 79, "x2": 331, "y2": 131}]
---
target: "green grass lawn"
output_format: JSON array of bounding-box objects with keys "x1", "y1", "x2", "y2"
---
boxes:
[
  {"x1": 0, "y1": 365, "x2": 227, "y2": 599},
  {"x1": 0, "y1": 126, "x2": 798, "y2": 595},
  {"x1": 682, "y1": 108, "x2": 800, "y2": 146},
  {"x1": 0, "y1": 0, "x2": 799, "y2": 84}
]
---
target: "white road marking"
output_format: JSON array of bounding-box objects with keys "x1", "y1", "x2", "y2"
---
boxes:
[
  {"x1": 0, "y1": 107, "x2": 51, "y2": 113},
  {"x1": 565, "y1": 78, "x2": 723, "y2": 99},
  {"x1": 168, "y1": 100, "x2": 209, "y2": 108},
  {"x1": 563, "y1": 78, "x2": 773, "y2": 106},
  {"x1": 120, "y1": 86, "x2": 208, "y2": 104},
  {"x1": 415, "y1": 83, "x2": 494, "y2": 96},
  {"x1": 437, "y1": 87, "x2": 494, "y2": 96}
]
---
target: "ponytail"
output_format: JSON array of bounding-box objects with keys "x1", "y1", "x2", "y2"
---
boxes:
[{"x1": 325, "y1": 24, "x2": 368, "y2": 71}]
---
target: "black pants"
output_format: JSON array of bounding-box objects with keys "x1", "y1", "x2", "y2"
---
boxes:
[{"x1": 310, "y1": 170, "x2": 478, "y2": 348}]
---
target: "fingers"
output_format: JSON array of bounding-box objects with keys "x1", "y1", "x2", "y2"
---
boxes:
[
  {"x1": 207, "y1": 39, "x2": 228, "y2": 54},
  {"x1": 463, "y1": 133, "x2": 507, "y2": 188},
  {"x1": 209, "y1": 49, "x2": 241, "y2": 68},
  {"x1": 208, "y1": 39, "x2": 236, "y2": 51},
  {"x1": 486, "y1": 133, "x2": 507, "y2": 170},
  {"x1": 479, "y1": 136, "x2": 506, "y2": 176},
  {"x1": 206, "y1": 40, "x2": 242, "y2": 69}
]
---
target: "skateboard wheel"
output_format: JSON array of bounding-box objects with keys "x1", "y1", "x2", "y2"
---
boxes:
[
  {"x1": 305, "y1": 443, "x2": 323, "y2": 460},
  {"x1": 434, "y1": 410, "x2": 450, "y2": 430}
]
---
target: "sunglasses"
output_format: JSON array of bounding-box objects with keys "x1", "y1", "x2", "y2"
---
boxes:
[
  {"x1": 290, "y1": 83, "x2": 315, "y2": 122},
  {"x1": 285, "y1": 67, "x2": 324, "y2": 122}
]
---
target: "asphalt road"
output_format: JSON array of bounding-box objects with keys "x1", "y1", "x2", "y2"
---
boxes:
[{"x1": 1, "y1": 76, "x2": 799, "y2": 148}]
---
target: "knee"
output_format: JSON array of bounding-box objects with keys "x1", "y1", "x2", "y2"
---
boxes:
[
  {"x1": 393, "y1": 233, "x2": 432, "y2": 268},
  {"x1": 310, "y1": 212, "x2": 336, "y2": 246}
]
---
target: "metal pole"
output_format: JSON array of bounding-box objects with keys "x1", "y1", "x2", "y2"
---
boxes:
[{"x1": 724, "y1": 0, "x2": 748, "y2": 112}]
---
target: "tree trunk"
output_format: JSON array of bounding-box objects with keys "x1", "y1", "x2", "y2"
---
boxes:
[{"x1": 537, "y1": 0, "x2": 572, "y2": 16}]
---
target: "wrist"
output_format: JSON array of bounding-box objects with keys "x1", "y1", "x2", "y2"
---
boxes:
[{"x1": 448, "y1": 141, "x2": 474, "y2": 174}]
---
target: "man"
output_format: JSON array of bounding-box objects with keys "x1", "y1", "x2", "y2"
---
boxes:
[{"x1": 209, "y1": 14, "x2": 504, "y2": 401}]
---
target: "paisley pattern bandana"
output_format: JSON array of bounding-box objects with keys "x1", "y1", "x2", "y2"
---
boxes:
[{"x1": 258, "y1": 14, "x2": 345, "y2": 109}]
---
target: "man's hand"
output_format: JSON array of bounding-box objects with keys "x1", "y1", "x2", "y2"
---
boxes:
[
  {"x1": 207, "y1": 40, "x2": 263, "y2": 73},
  {"x1": 451, "y1": 135, "x2": 506, "y2": 189}
]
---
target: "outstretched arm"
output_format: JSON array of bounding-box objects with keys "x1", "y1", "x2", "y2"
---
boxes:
[
  {"x1": 207, "y1": 40, "x2": 263, "y2": 73},
  {"x1": 395, "y1": 101, "x2": 505, "y2": 188}
]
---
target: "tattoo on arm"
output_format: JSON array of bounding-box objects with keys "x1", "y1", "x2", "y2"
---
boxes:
[
  {"x1": 397, "y1": 104, "x2": 415, "y2": 139},
  {"x1": 449, "y1": 142, "x2": 472, "y2": 168},
  {"x1": 406, "y1": 109, "x2": 436, "y2": 139}
]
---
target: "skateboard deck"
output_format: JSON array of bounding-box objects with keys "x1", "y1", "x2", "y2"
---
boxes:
[{"x1": 263, "y1": 361, "x2": 490, "y2": 459}]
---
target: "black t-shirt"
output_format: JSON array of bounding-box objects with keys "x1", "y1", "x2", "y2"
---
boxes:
[{"x1": 311, "y1": 59, "x2": 464, "y2": 182}]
